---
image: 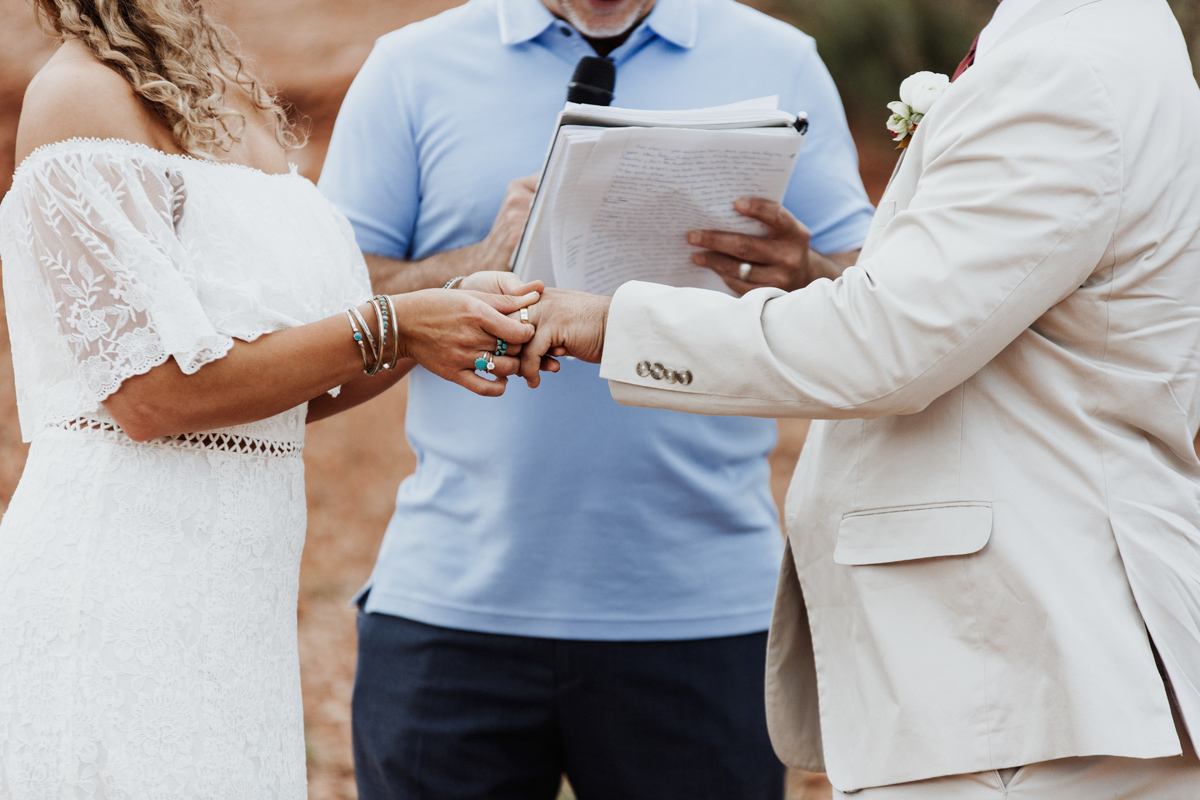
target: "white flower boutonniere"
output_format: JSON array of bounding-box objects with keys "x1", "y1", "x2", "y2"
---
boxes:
[{"x1": 887, "y1": 71, "x2": 951, "y2": 149}]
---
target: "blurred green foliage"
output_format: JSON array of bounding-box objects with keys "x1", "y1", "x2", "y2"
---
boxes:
[{"x1": 760, "y1": 0, "x2": 1200, "y2": 126}]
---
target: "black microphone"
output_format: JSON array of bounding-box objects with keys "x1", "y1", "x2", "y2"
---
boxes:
[{"x1": 567, "y1": 56, "x2": 616, "y2": 106}]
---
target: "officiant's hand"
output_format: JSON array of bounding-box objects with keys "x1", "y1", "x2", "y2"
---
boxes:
[
  {"x1": 362, "y1": 174, "x2": 538, "y2": 295},
  {"x1": 509, "y1": 288, "x2": 611, "y2": 388},
  {"x1": 475, "y1": 173, "x2": 539, "y2": 273},
  {"x1": 687, "y1": 198, "x2": 859, "y2": 295}
]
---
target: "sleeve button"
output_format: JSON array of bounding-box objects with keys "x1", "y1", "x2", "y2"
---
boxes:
[
  {"x1": 650, "y1": 363, "x2": 666, "y2": 380},
  {"x1": 636, "y1": 360, "x2": 652, "y2": 378},
  {"x1": 677, "y1": 370, "x2": 693, "y2": 386}
]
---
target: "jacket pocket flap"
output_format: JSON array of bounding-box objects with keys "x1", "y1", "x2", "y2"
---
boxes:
[{"x1": 834, "y1": 503, "x2": 993, "y2": 566}]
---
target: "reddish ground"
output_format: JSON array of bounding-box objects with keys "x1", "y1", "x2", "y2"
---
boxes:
[{"x1": 0, "y1": 2, "x2": 894, "y2": 797}]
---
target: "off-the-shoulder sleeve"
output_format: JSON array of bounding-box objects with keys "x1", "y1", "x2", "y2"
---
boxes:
[{"x1": 14, "y1": 149, "x2": 234, "y2": 403}]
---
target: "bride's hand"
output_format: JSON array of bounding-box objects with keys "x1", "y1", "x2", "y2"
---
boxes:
[
  {"x1": 393, "y1": 288, "x2": 541, "y2": 397},
  {"x1": 458, "y1": 271, "x2": 544, "y2": 297}
]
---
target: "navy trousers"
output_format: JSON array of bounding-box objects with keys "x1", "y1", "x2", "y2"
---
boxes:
[{"x1": 352, "y1": 613, "x2": 786, "y2": 800}]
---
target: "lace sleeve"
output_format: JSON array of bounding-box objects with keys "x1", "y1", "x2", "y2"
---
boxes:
[{"x1": 16, "y1": 149, "x2": 233, "y2": 403}]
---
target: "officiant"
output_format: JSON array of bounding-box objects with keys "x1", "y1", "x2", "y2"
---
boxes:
[{"x1": 319, "y1": 0, "x2": 872, "y2": 796}]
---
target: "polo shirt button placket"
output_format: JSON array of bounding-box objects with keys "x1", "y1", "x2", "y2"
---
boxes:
[{"x1": 557, "y1": 25, "x2": 592, "y2": 59}]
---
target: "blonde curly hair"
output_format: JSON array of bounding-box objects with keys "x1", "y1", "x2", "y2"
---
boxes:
[{"x1": 33, "y1": 0, "x2": 303, "y2": 158}]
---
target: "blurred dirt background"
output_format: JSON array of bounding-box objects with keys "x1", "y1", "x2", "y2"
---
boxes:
[{"x1": 0, "y1": 0, "x2": 990, "y2": 797}]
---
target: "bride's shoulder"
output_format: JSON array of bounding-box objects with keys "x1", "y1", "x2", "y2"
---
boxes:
[{"x1": 15, "y1": 42, "x2": 172, "y2": 167}]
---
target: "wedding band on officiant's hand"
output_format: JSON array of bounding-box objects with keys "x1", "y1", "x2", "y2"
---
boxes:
[{"x1": 738, "y1": 262, "x2": 752, "y2": 281}]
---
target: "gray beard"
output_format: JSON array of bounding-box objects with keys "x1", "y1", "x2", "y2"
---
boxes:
[{"x1": 558, "y1": 0, "x2": 645, "y2": 39}]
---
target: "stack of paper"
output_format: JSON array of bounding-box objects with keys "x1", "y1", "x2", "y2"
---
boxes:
[{"x1": 511, "y1": 98, "x2": 807, "y2": 296}]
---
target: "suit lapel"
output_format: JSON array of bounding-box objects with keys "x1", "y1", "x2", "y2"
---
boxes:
[{"x1": 883, "y1": 150, "x2": 907, "y2": 196}]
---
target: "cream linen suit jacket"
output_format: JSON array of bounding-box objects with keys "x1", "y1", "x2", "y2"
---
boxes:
[{"x1": 599, "y1": 0, "x2": 1200, "y2": 791}]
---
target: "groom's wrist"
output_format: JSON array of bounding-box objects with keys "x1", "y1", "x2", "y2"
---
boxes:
[{"x1": 591, "y1": 295, "x2": 611, "y2": 361}]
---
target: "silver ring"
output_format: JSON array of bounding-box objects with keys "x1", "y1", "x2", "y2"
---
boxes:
[{"x1": 738, "y1": 262, "x2": 752, "y2": 281}]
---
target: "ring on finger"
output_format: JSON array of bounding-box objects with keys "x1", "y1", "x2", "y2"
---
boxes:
[
  {"x1": 738, "y1": 262, "x2": 753, "y2": 281},
  {"x1": 474, "y1": 353, "x2": 496, "y2": 372},
  {"x1": 495, "y1": 338, "x2": 508, "y2": 357},
  {"x1": 519, "y1": 308, "x2": 531, "y2": 325}
]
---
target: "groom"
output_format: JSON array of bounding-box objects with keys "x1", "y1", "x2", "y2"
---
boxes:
[{"x1": 516, "y1": 0, "x2": 1200, "y2": 796}]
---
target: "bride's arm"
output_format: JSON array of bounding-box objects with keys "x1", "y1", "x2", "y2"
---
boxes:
[
  {"x1": 305, "y1": 359, "x2": 415, "y2": 424},
  {"x1": 104, "y1": 290, "x2": 537, "y2": 441},
  {"x1": 16, "y1": 49, "x2": 538, "y2": 441},
  {"x1": 303, "y1": 271, "x2": 540, "y2": 423}
]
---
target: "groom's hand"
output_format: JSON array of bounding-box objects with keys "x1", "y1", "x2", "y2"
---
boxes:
[{"x1": 514, "y1": 288, "x2": 611, "y2": 388}]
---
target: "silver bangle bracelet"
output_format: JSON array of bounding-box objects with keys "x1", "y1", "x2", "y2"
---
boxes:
[{"x1": 384, "y1": 294, "x2": 400, "y2": 369}]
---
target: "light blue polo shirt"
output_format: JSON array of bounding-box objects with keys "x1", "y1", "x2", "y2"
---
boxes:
[{"x1": 320, "y1": 0, "x2": 873, "y2": 640}]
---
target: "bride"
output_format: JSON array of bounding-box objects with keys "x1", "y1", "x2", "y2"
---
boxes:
[{"x1": 0, "y1": 0, "x2": 540, "y2": 796}]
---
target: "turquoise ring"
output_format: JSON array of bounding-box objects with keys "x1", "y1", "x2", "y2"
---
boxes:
[
  {"x1": 495, "y1": 338, "x2": 509, "y2": 356},
  {"x1": 475, "y1": 357, "x2": 489, "y2": 371}
]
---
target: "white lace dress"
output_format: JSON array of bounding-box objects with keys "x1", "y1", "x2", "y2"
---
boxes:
[{"x1": 0, "y1": 139, "x2": 372, "y2": 798}]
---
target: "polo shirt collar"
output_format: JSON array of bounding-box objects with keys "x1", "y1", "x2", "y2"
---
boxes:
[
  {"x1": 643, "y1": 0, "x2": 698, "y2": 49},
  {"x1": 497, "y1": 0, "x2": 697, "y2": 49},
  {"x1": 498, "y1": 0, "x2": 557, "y2": 45}
]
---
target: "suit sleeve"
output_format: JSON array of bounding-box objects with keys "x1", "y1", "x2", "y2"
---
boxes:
[{"x1": 600, "y1": 44, "x2": 1123, "y2": 420}]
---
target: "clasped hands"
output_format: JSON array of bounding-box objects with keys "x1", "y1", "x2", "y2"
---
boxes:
[
  {"x1": 426, "y1": 190, "x2": 835, "y2": 396},
  {"x1": 419, "y1": 272, "x2": 607, "y2": 395}
]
